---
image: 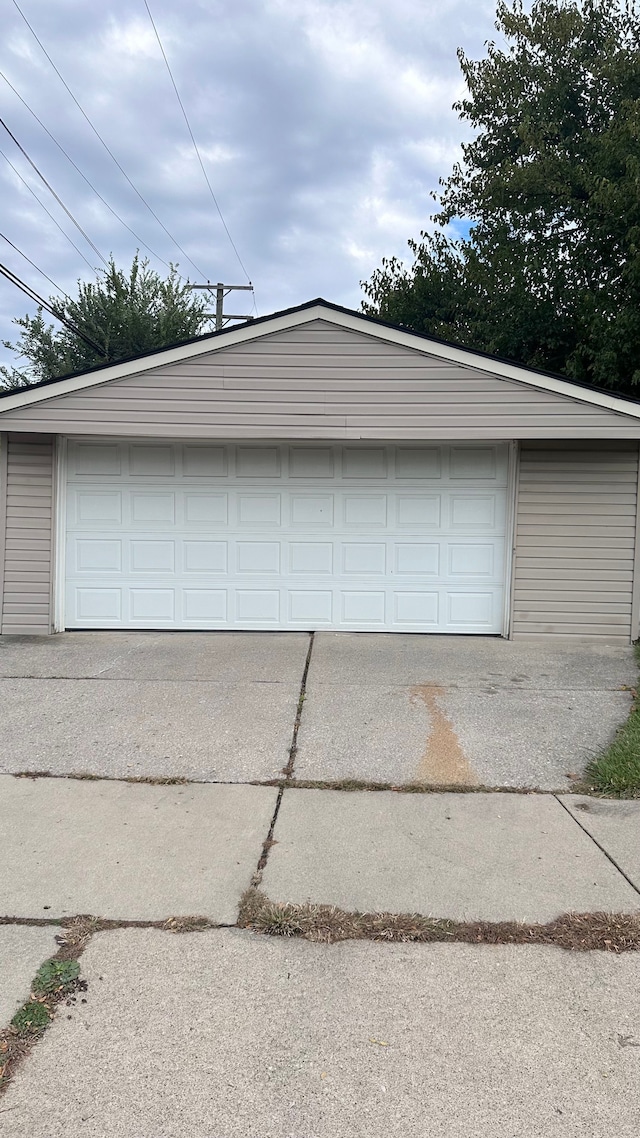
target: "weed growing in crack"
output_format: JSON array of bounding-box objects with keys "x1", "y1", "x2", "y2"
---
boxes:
[
  {"x1": 1, "y1": 949, "x2": 86, "y2": 1093},
  {"x1": 237, "y1": 888, "x2": 640, "y2": 952},
  {"x1": 32, "y1": 959, "x2": 80, "y2": 996},
  {"x1": 0, "y1": 913, "x2": 97, "y2": 1096},
  {"x1": 10, "y1": 1002, "x2": 52, "y2": 1036}
]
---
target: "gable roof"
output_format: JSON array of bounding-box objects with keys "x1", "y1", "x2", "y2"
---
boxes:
[{"x1": 1, "y1": 297, "x2": 640, "y2": 421}]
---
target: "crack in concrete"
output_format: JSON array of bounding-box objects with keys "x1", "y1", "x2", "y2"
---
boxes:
[
  {"x1": 251, "y1": 632, "x2": 315, "y2": 887},
  {"x1": 410, "y1": 684, "x2": 476, "y2": 786},
  {"x1": 553, "y1": 795, "x2": 640, "y2": 899}
]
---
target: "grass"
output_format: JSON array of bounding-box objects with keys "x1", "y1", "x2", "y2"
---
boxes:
[
  {"x1": 237, "y1": 888, "x2": 640, "y2": 953},
  {"x1": 583, "y1": 709, "x2": 640, "y2": 798},
  {"x1": 580, "y1": 644, "x2": 640, "y2": 798}
]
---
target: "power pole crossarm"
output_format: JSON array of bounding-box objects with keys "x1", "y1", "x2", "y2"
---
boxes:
[{"x1": 188, "y1": 282, "x2": 255, "y2": 330}]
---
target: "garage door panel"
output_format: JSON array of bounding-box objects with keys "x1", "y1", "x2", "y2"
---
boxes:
[
  {"x1": 289, "y1": 542, "x2": 333, "y2": 574},
  {"x1": 75, "y1": 491, "x2": 122, "y2": 524},
  {"x1": 75, "y1": 588, "x2": 122, "y2": 622},
  {"x1": 343, "y1": 447, "x2": 387, "y2": 478},
  {"x1": 394, "y1": 543, "x2": 440, "y2": 575},
  {"x1": 396, "y1": 496, "x2": 441, "y2": 527},
  {"x1": 394, "y1": 447, "x2": 441, "y2": 478},
  {"x1": 182, "y1": 444, "x2": 227, "y2": 477},
  {"x1": 130, "y1": 493, "x2": 175, "y2": 524},
  {"x1": 72, "y1": 443, "x2": 121, "y2": 476},
  {"x1": 237, "y1": 494, "x2": 281, "y2": 526},
  {"x1": 290, "y1": 495, "x2": 334, "y2": 527},
  {"x1": 129, "y1": 444, "x2": 175, "y2": 476},
  {"x1": 450, "y1": 445, "x2": 498, "y2": 479},
  {"x1": 65, "y1": 442, "x2": 509, "y2": 632},
  {"x1": 236, "y1": 446, "x2": 281, "y2": 477},
  {"x1": 448, "y1": 591, "x2": 496, "y2": 625},
  {"x1": 289, "y1": 590, "x2": 333, "y2": 623},
  {"x1": 75, "y1": 538, "x2": 123, "y2": 573},
  {"x1": 290, "y1": 447, "x2": 334, "y2": 478},
  {"x1": 183, "y1": 541, "x2": 227, "y2": 573},
  {"x1": 183, "y1": 589, "x2": 227, "y2": 621},
  {"x1": 184, "y1": 494, "x2": 228, "y2": 524},
  {"x1": 394, "y1": 591, "x2": 439, "y2": 625}
]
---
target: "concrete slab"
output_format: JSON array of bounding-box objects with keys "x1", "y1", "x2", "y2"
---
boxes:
[
  {"x1": 0, "y1": 926, "x2": 59, "y2": 1025},
  {"x1": 0, "y1": 677, "x2": 298, "y2": 781},
  {"x1": 3, "y1": 928, "x2": 640, "y2": 1137},
  {"x1": 263, "y1": 789, "x2": 640, "y2": 921},
  {"x1": 296, "y1": 633, "x2": 635, "y2": 789},
  {"x1": 560, "y1": 796, "x2": 640, "y2": 894},
  {"x1": 0, "y1": 775, "x2": 277, "y2": 922},
  {"x1": 0, "y1": 630, "x2": 310, "y2": 681},
  {"x1": 309, "y1": 632, "x2": 637, "y2": 690},
  {"x1": 295, "y1": 683, "x2": 632, "y2": 789}
]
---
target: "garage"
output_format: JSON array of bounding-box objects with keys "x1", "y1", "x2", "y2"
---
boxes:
[
  {"x1": 64, "y1": 439, "x2": 509, "y2": 632},
  {"x1": 1, "y1": 299, "x2": 640, "y2": 641}
]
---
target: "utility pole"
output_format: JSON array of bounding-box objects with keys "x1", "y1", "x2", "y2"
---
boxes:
[{"x1": 188, "y1": 282, "x2": 254, "y2": 330}]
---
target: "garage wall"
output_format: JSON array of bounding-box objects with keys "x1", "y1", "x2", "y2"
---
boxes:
[
  {"x1": 3, "y1": 320, "x2": 640, "y2": 439},
  {"x1": 0, "y1": 433, "x2": 55, "y2": 635},
  {"x1": 3, "y1": 432, "x2": 640, "y2": 640},
  {"x1": 512, "y1": 441, "x2": 640, "y2": 640}
]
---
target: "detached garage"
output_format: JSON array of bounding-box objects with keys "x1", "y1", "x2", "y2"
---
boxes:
[{"x1": 1, "y1": 299, "x2": 639, "y2": 640}]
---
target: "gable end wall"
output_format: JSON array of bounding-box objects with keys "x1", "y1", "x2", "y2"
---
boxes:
[{"x1": 2, "y1": 321, "x2": 640, "y2": 439}]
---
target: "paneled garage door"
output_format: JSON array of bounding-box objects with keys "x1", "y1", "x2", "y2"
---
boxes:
[{"x1": 64, "y1": 441, "x2": 509, "y2": 632}]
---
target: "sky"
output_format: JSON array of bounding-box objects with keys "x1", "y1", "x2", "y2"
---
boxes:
[{"x1": 0, "y1": 0, "x2": 498, "y2": 369}]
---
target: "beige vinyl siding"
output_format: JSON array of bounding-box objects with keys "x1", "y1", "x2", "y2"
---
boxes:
[
  {"x1": 1, "y1": 433, "x2": 54, "y2": 635},
  {"x1": 2, "y1": 320, "x2": 640, "y2": 439},
  {"x1": 512, "y1": 442, "x2": 639, "y2": 640}
]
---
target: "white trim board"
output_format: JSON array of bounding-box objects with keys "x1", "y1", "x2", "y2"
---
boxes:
[
  {"x1": 53, "y1": 435, "x2": 67, "y2": 633},
  {"x1": 1, "y1": 302, "x2": 640, "y2": 421}
]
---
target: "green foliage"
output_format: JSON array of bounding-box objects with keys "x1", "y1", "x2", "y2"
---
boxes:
[
  {"x1": 583, "y1": 686, "x2": 640, "y2": 795},
  {"x1": 32, "y1": 958, "x2": 80, "y2": 996},
  {"x1": 583, "y1": 725, "x2": 640, "y2": 796},
  {"x1": 10, "y1": 1001, "x2": 51, "y2": 1035},
  {"x1": 362, "y1": 0, "x2": 640, "y2": 394},
  {"x1": 1, "y1": 254, "x2": 210, "y2": 390}
]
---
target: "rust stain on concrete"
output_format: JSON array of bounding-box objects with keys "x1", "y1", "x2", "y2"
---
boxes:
[{"x1": 410, "y1": 684, "x2": 476, "y2": 785}]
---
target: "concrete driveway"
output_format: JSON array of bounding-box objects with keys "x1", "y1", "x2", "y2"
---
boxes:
[{"x1": 0, "y1": 631, "x2": 635, "y2": 789}]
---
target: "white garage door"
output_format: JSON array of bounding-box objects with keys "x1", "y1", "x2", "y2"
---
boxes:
[{"x1": 64, "y1": 441, "x2": 509, "y2": 633}]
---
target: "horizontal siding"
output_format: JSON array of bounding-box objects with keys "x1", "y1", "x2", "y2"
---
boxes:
[
  {"x1": 2, "y1": 320, "x2": 640, "y2": 438},
  {"x1": 512, "y1": 442, "x2": 639, "y2": 639},
  {"x1": 1, "y1": 434, "x2": 54, "y2": 635}
]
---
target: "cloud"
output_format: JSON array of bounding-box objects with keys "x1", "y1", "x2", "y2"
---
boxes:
[{"x1": 0, "y1": 0, "x2": 496, "y2": 363}]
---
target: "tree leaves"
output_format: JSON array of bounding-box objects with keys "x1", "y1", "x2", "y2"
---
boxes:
[
  {"x1": 362, "y1": 0, "x2": 640, "y2": 394},
  {"x1": 1, "y1": 254, "x2": 211, "y2": 389}
]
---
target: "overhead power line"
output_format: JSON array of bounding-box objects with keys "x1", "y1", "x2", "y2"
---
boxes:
[
  {"x1": 0, "y1": 68, "x2": 174, "y2": 274},
  {"x1": 0, "y1": 117, "x2": 108, "y2": 266},
  {"x1": 0, "y1": 231, "x2": 69, "y2": 296},
  {"x1": 12, "y1": 0, "x2": 209, "y2": 281},
  {"x1": 143, "y1": 0, "x2": 256, "y2": 310},
  {"x1": 0, "y1": 260, "x2": 106, "y2": 355},
  {"x1": 0, "y1": 143, "x2": 100, "y2": 273}
]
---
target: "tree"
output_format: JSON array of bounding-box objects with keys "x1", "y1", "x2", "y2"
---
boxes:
[
  {"x1": 362, "y1": 0, "x2": 640, "y2": 395},
  {"x1": 1, "y1": 255, "x2": 211, "y2": 389}
]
